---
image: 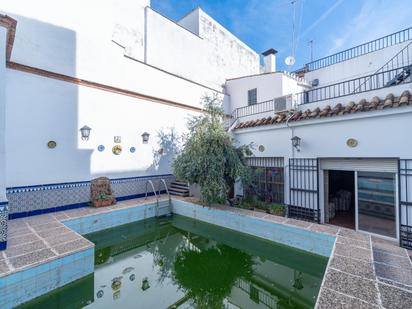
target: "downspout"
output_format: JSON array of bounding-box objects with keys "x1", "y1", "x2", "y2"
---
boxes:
[{"x1": 286, "y1": 110, "x2": 298, "y2": 158}]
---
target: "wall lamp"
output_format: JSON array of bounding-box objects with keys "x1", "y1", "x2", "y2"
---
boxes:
[
  {"x1": 291, "y1": 135, "x2": 301, "y2": 152},
  {"x1": 142, "y1": 132, "x2": 150, "y2": 144},
  {"x1": 80, "y1": 125, "x2": 92, "y2": 141}
]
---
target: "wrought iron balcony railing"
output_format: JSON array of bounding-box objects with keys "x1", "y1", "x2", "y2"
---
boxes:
[{"x1": 305, "y1": 27, "x2": 412, "y2": 71}]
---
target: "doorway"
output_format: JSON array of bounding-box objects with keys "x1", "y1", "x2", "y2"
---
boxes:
[{"x1": 326, "y1": 170, "x2": 355, "y2": 229}]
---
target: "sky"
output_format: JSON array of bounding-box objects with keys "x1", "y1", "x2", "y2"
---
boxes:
[{"x1": 151, "y1": 0, "x2": 412, "y2": 71}]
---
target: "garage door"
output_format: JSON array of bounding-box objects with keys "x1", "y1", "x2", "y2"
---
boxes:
[{"x1": 320, "y1": 158, "x2": 398, "y2": 173}]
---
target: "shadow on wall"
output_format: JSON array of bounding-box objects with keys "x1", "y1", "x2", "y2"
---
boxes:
[
  {"x1": 5, "y1": 14, "x2": 92, "y2": 186},
  {"x1": 87, "y1": 127, "x2": 182, "y2": 181},
  {"x1": 147, "y1": 128, "x2": 182, "y2": 174}
]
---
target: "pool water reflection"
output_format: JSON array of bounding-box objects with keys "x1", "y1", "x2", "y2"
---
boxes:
[{"x1": 20, "y1": 215, "x2": 328, "y2": 309}]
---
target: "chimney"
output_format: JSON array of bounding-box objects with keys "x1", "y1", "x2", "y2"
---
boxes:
[{"x1": 262, "y1": 48, "x2": 277, "y2": 73}]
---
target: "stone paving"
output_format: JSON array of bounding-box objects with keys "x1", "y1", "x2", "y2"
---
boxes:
[
  {"x1": 0, "y1": 196, "x2": 411, "y2": 308},
  {"x1": 0, "y1": 196, "x2": 162, "y2": 278}
]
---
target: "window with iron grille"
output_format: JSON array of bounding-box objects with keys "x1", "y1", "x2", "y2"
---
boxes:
[
  {"x1": 244, "y1": 157, "x2": 284, "y2": 204},
  {"x1": 247, "y1": 88, "x2": 257, "y2": 105}
]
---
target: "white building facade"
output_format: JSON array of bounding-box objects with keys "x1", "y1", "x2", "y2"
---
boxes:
[
  {"x1": 227, "y1": 29, "x2": 412, "y2": 248},
  {"x1": 0, "y1": 0, "x2": 411, "y2": 252},
  {"x1": 0, "y1": 0, "x2": 260, "y2": 250}
]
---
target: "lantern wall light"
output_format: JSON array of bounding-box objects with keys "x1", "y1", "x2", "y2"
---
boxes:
[
  {"x1": 291, "y1": 135, "x2": 301, "y2": 152},
  {"x1": 142, "y1": 132, "x2": 150, "y2": 144},
  {"x1": 80, "y1": 125, "x2": 92, "y2": 141}
]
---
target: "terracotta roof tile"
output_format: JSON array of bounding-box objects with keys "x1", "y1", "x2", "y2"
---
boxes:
[{"x1": 234, "y1": 92, "x2": 411, "y2": 130}]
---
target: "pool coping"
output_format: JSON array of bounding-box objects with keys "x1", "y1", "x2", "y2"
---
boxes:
[{"x1": 1, "y1": 196, "x2": 411, "y2": 308}]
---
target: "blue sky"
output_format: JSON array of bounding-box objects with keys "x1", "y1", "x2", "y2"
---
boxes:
[{"x1": 152, "y1": 0, "x2": 412, "y2": 71}]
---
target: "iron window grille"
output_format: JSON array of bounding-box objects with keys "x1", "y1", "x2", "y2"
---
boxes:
[{"x1": 245, "y1": 157, "x2": 284, "y2": 204}]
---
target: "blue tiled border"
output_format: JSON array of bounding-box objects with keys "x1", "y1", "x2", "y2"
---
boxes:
[
  {"x1": 6, "y1": 174, "x2": 173, "y2": 193},
  {"x1": 172, "y1": 200, "x2": 336, "y2": 257},
  {"x1": 8, "y1": 190, "x2": 167, "y2": 220},
  {"x1": 0, "y1": 241, "x2": 6, "y2": 250}
]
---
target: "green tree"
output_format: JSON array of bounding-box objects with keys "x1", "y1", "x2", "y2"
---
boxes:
[{"x1": 173, "y1": 94, "x2": 251, "y2": 205}]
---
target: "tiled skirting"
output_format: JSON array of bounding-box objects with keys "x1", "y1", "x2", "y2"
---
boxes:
[
  {"x1": 0, "y1": 202, "x2": 8, "y2": 250},
  {"x1": 6, "y1": 174, "x2": 175, "y2": 219}
]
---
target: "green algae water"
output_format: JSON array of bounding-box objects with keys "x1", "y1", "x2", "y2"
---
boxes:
[{"x1": 19, "y1": 215, "x2": 328, "y2": 309}]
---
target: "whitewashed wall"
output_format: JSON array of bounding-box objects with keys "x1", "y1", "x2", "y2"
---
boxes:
[
  {"x1": 235, "y1": 107, "x2": 412, "y2": 159},
  {"x1": 5, "y1": 69, "x2": 201, "y2": 187},
  {"x1": 304, "y1": 41, "x2": 411, "y2": 87},
  {"x1": 226, "y1": 73, "x2": 283, "y2": 112},
  {"x1": 0, "y1": 27, "x2": 7, "y2": 202},
  {"x1": 144, "y1": 7, "x2": 259, "y2": 89},
  {"x1": 3, "y1": 0, "x2": 251, "y2": 187},
  {"x1": 225, "y1": 73, "x2": 307, "y2": 112},
  {"x1": 234, "y1": 105, "x2": 412, "y2": 207}
]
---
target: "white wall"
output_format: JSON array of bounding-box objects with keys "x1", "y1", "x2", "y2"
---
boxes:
[
  {"x1": 3, "y1": 0, "x2": 263, "y2": 187},
  {"x1": 234, "y1": 106, "x2": 412, "y2": 206},
  {"x1": 5, "y1": 69, "x2": 200, "y2": 186},
  {"x1": 226, "y1": 73, "x2": 283, "y2": 111},
  {"x1": 225, "y1": 73, "x2": 307, "y2": 112},
  {"x1": 304, "y1": 41, "x2": 411, "y2": 87},
  {"x1": 177, "y1": 8, "x2": 200, "y2": 35},
  {"x1": 144, "y1": 7, "x2": 260, "y2": 89},
  {"x1": 0, "y1": 27, "x2": 7, "y2": 201},
  {"x1": 1, "y1": 1, "x2": 259, "y2": 101},
  {"x1": 234, "y1": 107, "x2": 412, "y2": 160}
]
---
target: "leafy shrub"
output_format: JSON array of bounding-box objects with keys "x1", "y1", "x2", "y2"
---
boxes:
[{"x1": 173, "y1": 95, "x2": 251, "y2": 205}]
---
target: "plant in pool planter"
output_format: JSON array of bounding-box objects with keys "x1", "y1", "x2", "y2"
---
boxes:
[
  {"x1": 172, "y1": 243, "x2": 254, "y2": 308},
  {"x1": 267, "y1": 203, "x2": 286, "y2": 216},
  {"x1": 173, "y1": 94, "x2": 252, "y2": 205},
  {"x1": 239, "y1": 195, "x2": 266, "y2": 210}
]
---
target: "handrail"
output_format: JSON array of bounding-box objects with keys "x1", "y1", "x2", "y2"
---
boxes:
[
  {"x1": 296, "y1": 65, "x2": 412, "y2": 105},
  {"x1": 305, "y1": 27, "x2": 412, "y2": 71},
  {"x1": 145, "y1": 180, "x2": 157, "y2": 199},
  {"x1": 158, "y1": 179, "x2": 170, "y2": 200},
  {"x1": 353, "y1": 40, "x2": 412, "y2": 94},
  {"x1": 145, "y1": 180, "x2": 159, "y2": 216}
]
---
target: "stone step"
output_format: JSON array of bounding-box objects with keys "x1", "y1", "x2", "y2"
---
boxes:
[
  {"x1": 169, "y1": 190, "x2": 189, "y2": 197},
  {"x1": 172, "y1": 181, "x2": 189, "y2": 187},
  {"x1": 169, "y1": 186, "x2": 189, "y2": 193}
]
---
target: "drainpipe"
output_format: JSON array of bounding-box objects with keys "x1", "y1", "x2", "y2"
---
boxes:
[{"x1": 286, "y1": 110, "x2": 298, "y2": 158}]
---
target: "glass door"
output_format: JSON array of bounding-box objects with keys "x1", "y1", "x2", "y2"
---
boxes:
[{"x1": 357, "y1": 172, "x2": 397, "y2": 238}]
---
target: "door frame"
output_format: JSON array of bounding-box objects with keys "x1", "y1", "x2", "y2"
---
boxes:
[{"x1": 320, "y1": 158, "x2": 399, "y2": 241}]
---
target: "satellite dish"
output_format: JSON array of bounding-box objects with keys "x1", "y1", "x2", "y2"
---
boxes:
[{"x1": 285, "y1": 56, "x2": 296, "y2": 66}]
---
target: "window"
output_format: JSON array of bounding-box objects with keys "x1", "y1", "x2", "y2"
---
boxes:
[
  {"x1": 248, "y1": 88, "x2": 257, "y2": 105},
  {"x1": 244, "y1": 157, "x2": 284, "y2": 204}
]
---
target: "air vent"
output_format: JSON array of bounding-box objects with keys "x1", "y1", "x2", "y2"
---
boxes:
[{"x1": 311, "y1": 79, "x2": 319, "y2": 87}]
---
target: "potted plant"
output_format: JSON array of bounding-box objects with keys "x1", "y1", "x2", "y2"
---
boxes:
[{"x1": 93, "y1": 193, "x2": 113, "y2": 208}]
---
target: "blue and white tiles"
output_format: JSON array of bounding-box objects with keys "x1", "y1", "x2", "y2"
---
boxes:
[
  {"x1": 6, "y1": 174, "x2": 175, "y2": 219},
  {"x1": 0, "y1": 202, "x2": 8, "y2": 250}
]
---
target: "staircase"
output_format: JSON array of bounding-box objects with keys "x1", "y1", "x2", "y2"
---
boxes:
[{"x1": 169, "y1": 181, "x2": 189, "y2": 197}]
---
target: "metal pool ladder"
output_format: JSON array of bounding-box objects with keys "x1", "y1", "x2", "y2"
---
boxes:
[
  {"x1": 158, "y1": 179, "x2": 172, "y2": 215},
  {"x1": 145, "y1": 180, "x2": 159, "y2": 216}
]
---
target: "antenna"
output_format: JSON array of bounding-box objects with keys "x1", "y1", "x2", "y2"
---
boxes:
[
  {"x1": 308, "y1": 40, "x2": 314, "y2": 62},
  {"x1": 285, "y1": 0, "x2": 298, "y2": 67}
]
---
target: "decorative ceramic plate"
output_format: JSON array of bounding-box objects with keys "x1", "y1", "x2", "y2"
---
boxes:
[
  {"x1": 346, "y1": 138, "x2": 358, "y2": 148},
  {"x1": 130, "y1": 147, "x2": 136, "y2": 153},
  {"x1": 47, "y1": 141, "x2": 57, "y2": 149},
  {"x1": 98, "y1": 145, "x2": 105, "y2": 152},
  {"x1": 112, "y1": 145, "x2": 122, "y2": 155}
]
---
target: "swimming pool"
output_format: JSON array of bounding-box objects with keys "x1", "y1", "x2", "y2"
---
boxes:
[{"x1": 18, "y1": 214, "x2": 328, "y2": 308}]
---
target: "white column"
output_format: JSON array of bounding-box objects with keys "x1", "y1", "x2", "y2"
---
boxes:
[{"x1": 0, "y1": 26, "x2": 8, "y2": 249}]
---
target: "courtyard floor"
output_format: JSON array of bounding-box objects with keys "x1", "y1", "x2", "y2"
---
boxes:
[{"x1": 0, "y1": 196, "x2": 411, "y2": 308}]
